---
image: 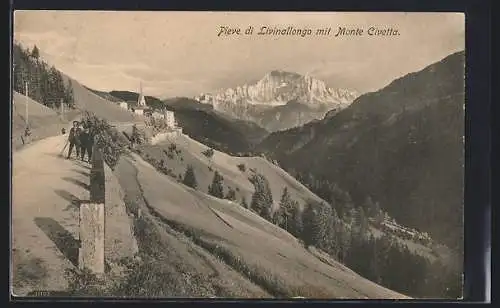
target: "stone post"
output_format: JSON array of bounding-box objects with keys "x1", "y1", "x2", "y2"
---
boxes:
[
  {"x1": 90, "y1": 148, "x2": 105, "y2": 204},
  {"x1": 78, "y1": 203, "x2": 105, "y2": 273},
  {"x1": 78, "y1": 146, "x2": 106, "y2": 273}
]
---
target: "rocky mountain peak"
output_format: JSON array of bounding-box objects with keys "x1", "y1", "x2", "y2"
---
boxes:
[{"x1": 194, "y1": 71, "x2": 359, "y2": 131}]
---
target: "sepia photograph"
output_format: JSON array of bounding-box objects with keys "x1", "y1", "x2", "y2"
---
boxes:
[{"x1": 11, "y1": 11, "x2": 465, "y2": 299}]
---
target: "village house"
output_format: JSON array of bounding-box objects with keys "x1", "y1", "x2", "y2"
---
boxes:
[
  {"x1": 165, "y1": 110, "x2": 176, "y2": 128},
  {"x1": 132, "y1": 106, "x2": 146, "y2": 116},
  {"x1": 151, "y1": 111, "x2": 165, "y2": 121},
  {"x1": 118, "y1": 101, "x2": 129, "y2": 110}
]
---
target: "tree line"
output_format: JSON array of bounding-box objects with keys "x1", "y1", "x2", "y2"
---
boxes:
[{"x1": 13, "y1": 43, "x2": 75, "y2": 109}]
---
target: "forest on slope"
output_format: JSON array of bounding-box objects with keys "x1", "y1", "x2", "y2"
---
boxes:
[
  {"x1": 258, "y1": 51, "x2": 465, "y2": 255},
  {"x1": 13, "y1": 43, "x2": 75, "y2": 110}
]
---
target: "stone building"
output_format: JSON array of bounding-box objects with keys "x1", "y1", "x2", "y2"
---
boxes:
[
  {"x1": 165, "y1": 110, "x2": 176, "y2": 128},
  {"x1": 118, "y1": 102, "x2": 128, "y2": 110}
]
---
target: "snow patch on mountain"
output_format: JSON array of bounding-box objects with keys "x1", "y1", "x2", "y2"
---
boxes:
[
  {"x1": 195, "y1": 70, "x2": 358, "y2": 109},
  {"x1": 194, "y1": 70, "x2": 359, "y2": 131}
]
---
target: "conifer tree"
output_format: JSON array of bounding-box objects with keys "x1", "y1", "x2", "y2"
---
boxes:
[
  {"x1": 275, "y1": 187, "x2": 294, "y2": 228},
  {"x1": 31, "y1": 45, "x2": 40, "y2": 60},
  {"x1": 182, "y1": 165, "x2": 198, "y2": 189},
  {"x1": 289, "y1": 205, "x2": 303, "y2": 239},
  {"x1": 208, "y1": 171, "x2": 224, "y2": 198},
  {"x1": 302, "y1": 201, "x2": 334, "y2": 249},
  {"x1": 337, "y1": 221, "x2": 351, "y2": 263},
  {"x1": 65, "y1": 79, "x2": 75, "y2": 107},
  {"x1": 249, "y1": 174, "x2": 274, "y2": 220},
  {"x1": 301, "y1": 202, "x2": 317, "y2": 247}
]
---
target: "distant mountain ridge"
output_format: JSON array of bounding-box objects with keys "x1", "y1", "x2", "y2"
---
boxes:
[
  {"x1": 108, "y1": 90, "x2": 166, "y2": 110},
  {"x1": 163, "y1": 97, "x2": 270, "y2": 153},
  {"x1": 257, "y1": 51, "x2": 465, "y2": 252},
  {"x1": 194, "y1": 70, "x2": 358, "y2": 132},
  {"x1": 94, "y1": 90, "x2": 269, "y2": 154}
]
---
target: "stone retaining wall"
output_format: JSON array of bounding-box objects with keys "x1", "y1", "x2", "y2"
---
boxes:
[{"x1": 79, "y1": 146, "x2": 138, "y2": 274}]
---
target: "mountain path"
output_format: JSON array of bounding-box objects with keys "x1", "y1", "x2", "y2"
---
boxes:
[{"x1": 12, "y1": 134, "x2": 92, "y2": 296}]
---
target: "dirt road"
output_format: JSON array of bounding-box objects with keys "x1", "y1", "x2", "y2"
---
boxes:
[{"x1": 11, "y1": 134, "x2": 91, "y2": 296}]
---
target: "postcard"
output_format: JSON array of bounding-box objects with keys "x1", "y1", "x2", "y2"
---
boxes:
[{"x1": 11, "y1": 11, "x2": 465, "y2": 300}]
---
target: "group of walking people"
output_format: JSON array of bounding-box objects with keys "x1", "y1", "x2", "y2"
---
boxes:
[{"x1": 66, "y1": 120, "x2": 96, "y2": 162}]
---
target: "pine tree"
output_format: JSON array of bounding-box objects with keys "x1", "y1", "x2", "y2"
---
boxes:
[
  {"x1": 249, "y1": 174, "x2": 274, "y2": 220},
  {"x1": 301, "y1": 202, "x2": 318, "y2": 247},
  {"x1": 367, "y1": 235, "x2": 382, "y2": 284},
  {"x1": 47, "y1": 66, "x2": 60, "y2": 108},
  {"x1": 13, "y1": 57, "x2": 26, "y2": 95},
  {"x1": 39, "y1": 69, "x2": 50, "y2": 106},
  {"x1": 289, "y1": 205, "x2": 303, "y2": 239},
  {"x1": 31, "y1": 45, "x2": 40, "y2": 60},
  {"x1": 208, "y1": 171, "x2": 224, "y2": 198},
  {"x1": 318, "y1": 202, "x2": 334, "y2": 251},
  {"x1": 55, "y1": 70, "x2": 66, "y2": 108},
  {"x1": 302, "y1": 202, "x2": 316, "y2": 247},
  {"x1": 279, "y1": 187, "x2": 292, "y2": 213},
  {"x1": 324, "y1": 206, "x2": 340, "y2": 255},
  {"x1": 359, "y1": 207, "x2": 369, "y2": 236},
  {"x1": 336, "y1": 219, "x2": 351, "y2": 263},
  {"x1": 131, "y1": 124, "x2": 142, "y2": 146},
  {"x1": 182, "y1": 165, "x2": 198, "y2": 189},
  {"x1": 329, "y1": 184, "x2": 354, "y2": 219},
  {"x1": 275, "y1": 187, "x2": 294, "y2": 229},
  {"x1": 302, "y1": 201, "x2": 334, "y2": 249},
  {"x1": 65, "y1": 79, "x2": 75, "y2": 107}
]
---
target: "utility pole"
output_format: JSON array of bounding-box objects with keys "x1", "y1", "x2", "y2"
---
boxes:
[
  {"x1": 60, "y1": 98, "x2": 65, "y2": 121},
  {"x1": 23, "y1": 80, "x2": 32, "y2": 144},
  {"x1": 25, "y1": 81, "x2": 29, "y2": 125}
]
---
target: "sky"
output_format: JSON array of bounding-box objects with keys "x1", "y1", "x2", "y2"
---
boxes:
[{"x1": 13, "y1": 11, "x2": 465, "y2": 98}]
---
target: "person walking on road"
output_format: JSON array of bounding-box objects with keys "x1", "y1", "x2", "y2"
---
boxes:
[
  {"x1": 67, "y1": 121, "x2": 82, "y2": 159},
  {"x1": 79, "y1": 122, "x2": 96, "y2": 163}
]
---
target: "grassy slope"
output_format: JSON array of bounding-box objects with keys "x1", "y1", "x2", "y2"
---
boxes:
[
  {"x1": 11, "y1": 91, "x2": 80, "y2": 150},
  {"x1": 115, "y1": 152, "x2": 408, "y2": 299},
  {"x1": 138, "y1": 134, "x2": 323, "y2": 213},
  {"x1": 12, "y1": 68, "x2": 144, "y2": 150},
  {"x1": 114, "y1": 157, "x2": 271, "y2": 298},
  {"x1": 61, "y1": 74, "x2": 143, "y2": 123},
  {"x1": 138, "y1": 133, "x2": 441, "y2": 258},
  {"x1": 84, "y1": 86, "x2": 124, "y2": 102}
]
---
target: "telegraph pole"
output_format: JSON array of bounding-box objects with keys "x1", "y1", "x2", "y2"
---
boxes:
[
  {"x1": 60, "y1": 98, "x2": 65, "y2": 121},
  {"x1": 25, "y1": 81, "x2": 29, "y2": 125}
]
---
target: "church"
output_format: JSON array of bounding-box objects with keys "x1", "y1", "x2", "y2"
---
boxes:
[
  {"x1": 133, "y1": 83, "x2": 148, "y2": 115},
  {"x1": 122, "y1": 82, "x2": 182, "y2": 138}
]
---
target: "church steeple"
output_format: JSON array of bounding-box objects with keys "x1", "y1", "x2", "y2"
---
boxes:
[{"x1": 137, "y1": 81, "x2": 147, "y2": 107}]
